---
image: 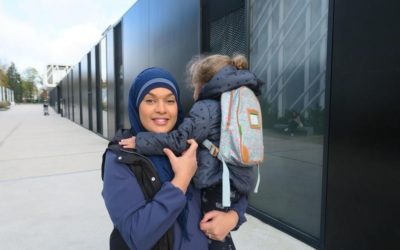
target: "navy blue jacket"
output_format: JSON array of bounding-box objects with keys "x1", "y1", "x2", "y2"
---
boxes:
[
  {"x1": 135, "y1": 65, "x2": 262, "y2": 193},
  {"x1": 102, "y1": 150, "x2": 248, "y2": 250}
]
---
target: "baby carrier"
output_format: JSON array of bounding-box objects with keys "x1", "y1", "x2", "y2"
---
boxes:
[{"x1": 202, "y1": 86, "x2": 264, "y2": 207}]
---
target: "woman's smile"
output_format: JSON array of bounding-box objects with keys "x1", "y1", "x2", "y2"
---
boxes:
[{"x1": 152, "y1": 117, "x2": 170, "y2": 125}]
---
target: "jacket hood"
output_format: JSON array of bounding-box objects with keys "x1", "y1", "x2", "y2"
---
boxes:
[{"x1": 197, "y1": 65, "x2": 263, "y2": 100}]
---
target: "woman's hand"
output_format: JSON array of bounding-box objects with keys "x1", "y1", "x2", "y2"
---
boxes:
[
  {"x1": 164, "y1": 139, "x2": 198, "y2": 193},
  {"x1": 119, "y1": 136, "x2": 136, "y2": 149},
  {"x1": 200, "y1": 210, "x2": 239, "y2": 241}
]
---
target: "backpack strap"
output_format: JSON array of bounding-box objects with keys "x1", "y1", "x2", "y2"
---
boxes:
[{"x1": 202, "y1": 139, "x2": 231, "y2": 207}]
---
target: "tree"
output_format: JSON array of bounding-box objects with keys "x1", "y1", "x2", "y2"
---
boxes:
[
  {"x1": 21, "y1": 67, "x2": 41, "y2": 102},
  {"x1": 0, "y1": 68, "x2": 9, "y2": 87},
  {"x1": 40, "y1": 89, "x2": 48, "y2": 102},
  {"x1": 21, "y1": 80, "x2": 38, "y2": 102},
  {"x1": 7, "y1": 63, "x2": 23, "y2": 103},
  {"x1": 22, "y1": 67, "x2": 42, "y2": 86}
]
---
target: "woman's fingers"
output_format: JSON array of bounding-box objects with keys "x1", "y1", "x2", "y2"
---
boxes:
[
  {"x1": 163, "y1": 148, "x2": 177, "y2": 161},
  {"x1": 200, "y1": 210, "x2": 217, "y2": 223},
  {"x1": 167, "y1": 139, "x2": 198, "y2": 193},
  {"x1": 181, "y1": 139, "x2": 198, "y2": 156},
  {"x1": 199, "y1": 210, "x2": 238, "y2": 241},
  {"x1": 118, "y1": 137, "x2": 136, "y2": 149}
]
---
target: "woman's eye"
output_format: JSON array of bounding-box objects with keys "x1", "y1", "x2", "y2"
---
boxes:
[
  {"x1": 167, "y1": 99, "x2": 176, "y2": 104},
  {"x1": 145, "y1": 99, "x2": 155, "y2": 104}
]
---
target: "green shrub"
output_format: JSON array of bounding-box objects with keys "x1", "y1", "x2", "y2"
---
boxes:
[{"x1": 0, "y1": 101, "x2": 10, "y2": 109}]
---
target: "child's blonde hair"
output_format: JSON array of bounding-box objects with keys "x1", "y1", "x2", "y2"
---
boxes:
[{"x1": 187, "y1": 53, "x2": 248, "y2": 100}]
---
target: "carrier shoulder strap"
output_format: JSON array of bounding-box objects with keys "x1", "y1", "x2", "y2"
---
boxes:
[
  {"x1": 202, "y1": 138, "x2": 261, "y2": 206},
  {"x1": 202, "y1": 139, "x2": 231, "y2": 207}
]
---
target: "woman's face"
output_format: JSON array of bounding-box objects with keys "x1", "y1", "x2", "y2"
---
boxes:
[{"x1": 139, "y1": 87, "x2": 178, "y2": 133}]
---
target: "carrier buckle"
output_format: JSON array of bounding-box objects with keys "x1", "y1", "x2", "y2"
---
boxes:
[{"x1": 210, "y1": 144, "x2": 219, "y2": 157}]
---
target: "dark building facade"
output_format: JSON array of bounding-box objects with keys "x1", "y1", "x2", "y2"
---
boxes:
[{"x1": 49, "y1": 0, "x2": 400, "y2": 249}]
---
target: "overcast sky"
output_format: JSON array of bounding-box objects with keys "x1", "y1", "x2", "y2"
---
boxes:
[{"x1": 0, "y1": 0, "x2": 137, "y2": 74}]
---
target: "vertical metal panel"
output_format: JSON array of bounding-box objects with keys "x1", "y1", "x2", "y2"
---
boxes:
[
  {"x1": 106, "y1": 28, "x2": 116, "y2": 139},
  {"x1": 81, "y1": 55, "x2": 90, "y2": 129},
  {"x1": 68, "y1": 71, "x2": 73, "y2": 120},
  {"x1": 49, "y1": 86, "x2": 57, "y2": 107},
  {"x1": 56, "y1": 83, "x2": 61, "y2": 113},
  {"x1": 79, "y1": 63, "x2": 83, "y2": 124},
  {"x1": 149, "y1": 0, "x2": 201, "y2": 114},
  {"x1": 113, "y1": 22, "x2": 124, "y2": 131},
  {"x1": 61, "y1": 79, "x2": 66, "y2": 117},
  {"x1": 99, "y1": 38, "x2": 108, "y2": 137},
  {"x1": 73, "y1": 64, "x2": 81, "y2": 124},
  {"x1": 326, "y1": 0, "x2": 400, "y2": 249},
  {"x1": 122, "y1": 0, "x2": 150, "y2": 128},
  {"x1": 88, "y1": 53, "x2": 93, "y2": 130},
  {"x1": 64, "y1": 75, "x2": 67, "y2": 118},
  {"x1": 64, "y1": 74, "x2": 67, "y2": 117},
  {"x1": 90, "y1": 47, "x2": 98, "y2": 133}
]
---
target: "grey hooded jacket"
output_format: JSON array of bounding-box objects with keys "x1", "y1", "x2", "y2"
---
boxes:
[{"x1": 136, "y1": 65, "x2": 263, "y2": 194}]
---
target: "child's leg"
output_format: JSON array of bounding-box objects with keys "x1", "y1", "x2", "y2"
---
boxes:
[
  {"x1": 201, "y1": 183, "x2": 224, "y2": 214},
  {"x1": 202, "y1": 183, "x2": 241, "y2": 250},
  {"x1": 209, "y1": 234, "x2": 236, "y2": 250}
]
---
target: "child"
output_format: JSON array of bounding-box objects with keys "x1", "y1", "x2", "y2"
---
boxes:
[{"x1": 120, "y1": 54, "x2": 263, "y2": 249}]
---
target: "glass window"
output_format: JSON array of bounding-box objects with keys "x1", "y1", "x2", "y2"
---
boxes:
[
  {"x1": 100, "y1": 38, "x2": 108, "y2": 138},
  {"x1": 249, "y1": 0, "x2": 328, "y2": 238}
]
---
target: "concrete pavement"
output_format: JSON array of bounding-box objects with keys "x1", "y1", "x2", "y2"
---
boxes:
[{"x1": 0, "y1": 104, "x2": 314, "y2": 250}]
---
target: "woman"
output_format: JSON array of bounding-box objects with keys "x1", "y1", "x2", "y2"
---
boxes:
[{"x1": 102, "y1": 67, "x2": 248, "y2": 250}]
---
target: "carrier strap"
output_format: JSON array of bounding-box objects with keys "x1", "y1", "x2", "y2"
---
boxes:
[
  {"x1": 202, "y1": 139, "x2": 231, "y2": 207},
  {"x1": 254, "y1": 164, "x2": 260, "y2": 193}
]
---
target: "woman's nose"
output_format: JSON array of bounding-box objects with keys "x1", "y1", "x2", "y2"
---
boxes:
[{"x1": 155, "y1": 101, "x2": 166, "y2": 113}]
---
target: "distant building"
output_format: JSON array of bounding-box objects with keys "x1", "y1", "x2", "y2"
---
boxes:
[
  {"x1": 0, "y1": 86, "x2": 14, "y2": 104},
  {"x1": 46, "y1": 65, "x2": 71, "y2": 87}
]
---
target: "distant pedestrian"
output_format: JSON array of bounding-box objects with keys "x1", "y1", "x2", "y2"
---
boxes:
[
  {"x1": 43, "y1": 101, "x2": 49, "y2": 116},
  {"x1": 284, "y1": 111, "x2": 303, "y2": 136}
]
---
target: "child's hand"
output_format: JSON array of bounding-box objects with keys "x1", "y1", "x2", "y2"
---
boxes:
[{"x1": 119, "y1": 136, "x2": 136, "y2": 149}]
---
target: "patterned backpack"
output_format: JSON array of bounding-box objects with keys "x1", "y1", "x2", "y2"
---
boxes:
[{"x1": 202, "y1": 86, "x2": 264, "y2": 207}]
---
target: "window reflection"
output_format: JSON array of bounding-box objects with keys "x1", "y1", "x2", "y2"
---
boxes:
[
  {"x1": 249, "y1": 0, "x2": 328, "y2": 238},
  {"x1": 100, "y1": 38, "x2": 108, "y2": 138}
]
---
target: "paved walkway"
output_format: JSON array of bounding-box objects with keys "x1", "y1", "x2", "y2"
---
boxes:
[{"x1": 0, "y1": 104, "x2": 314, "y2": 250}]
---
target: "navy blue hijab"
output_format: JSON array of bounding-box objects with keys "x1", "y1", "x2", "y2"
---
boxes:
[
  {"x1": 128, "y1": 67, "x2": 184, "y2": 182},
  {"x1": 128, "y1": 67, "x2": 190, "y2": 237}
]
